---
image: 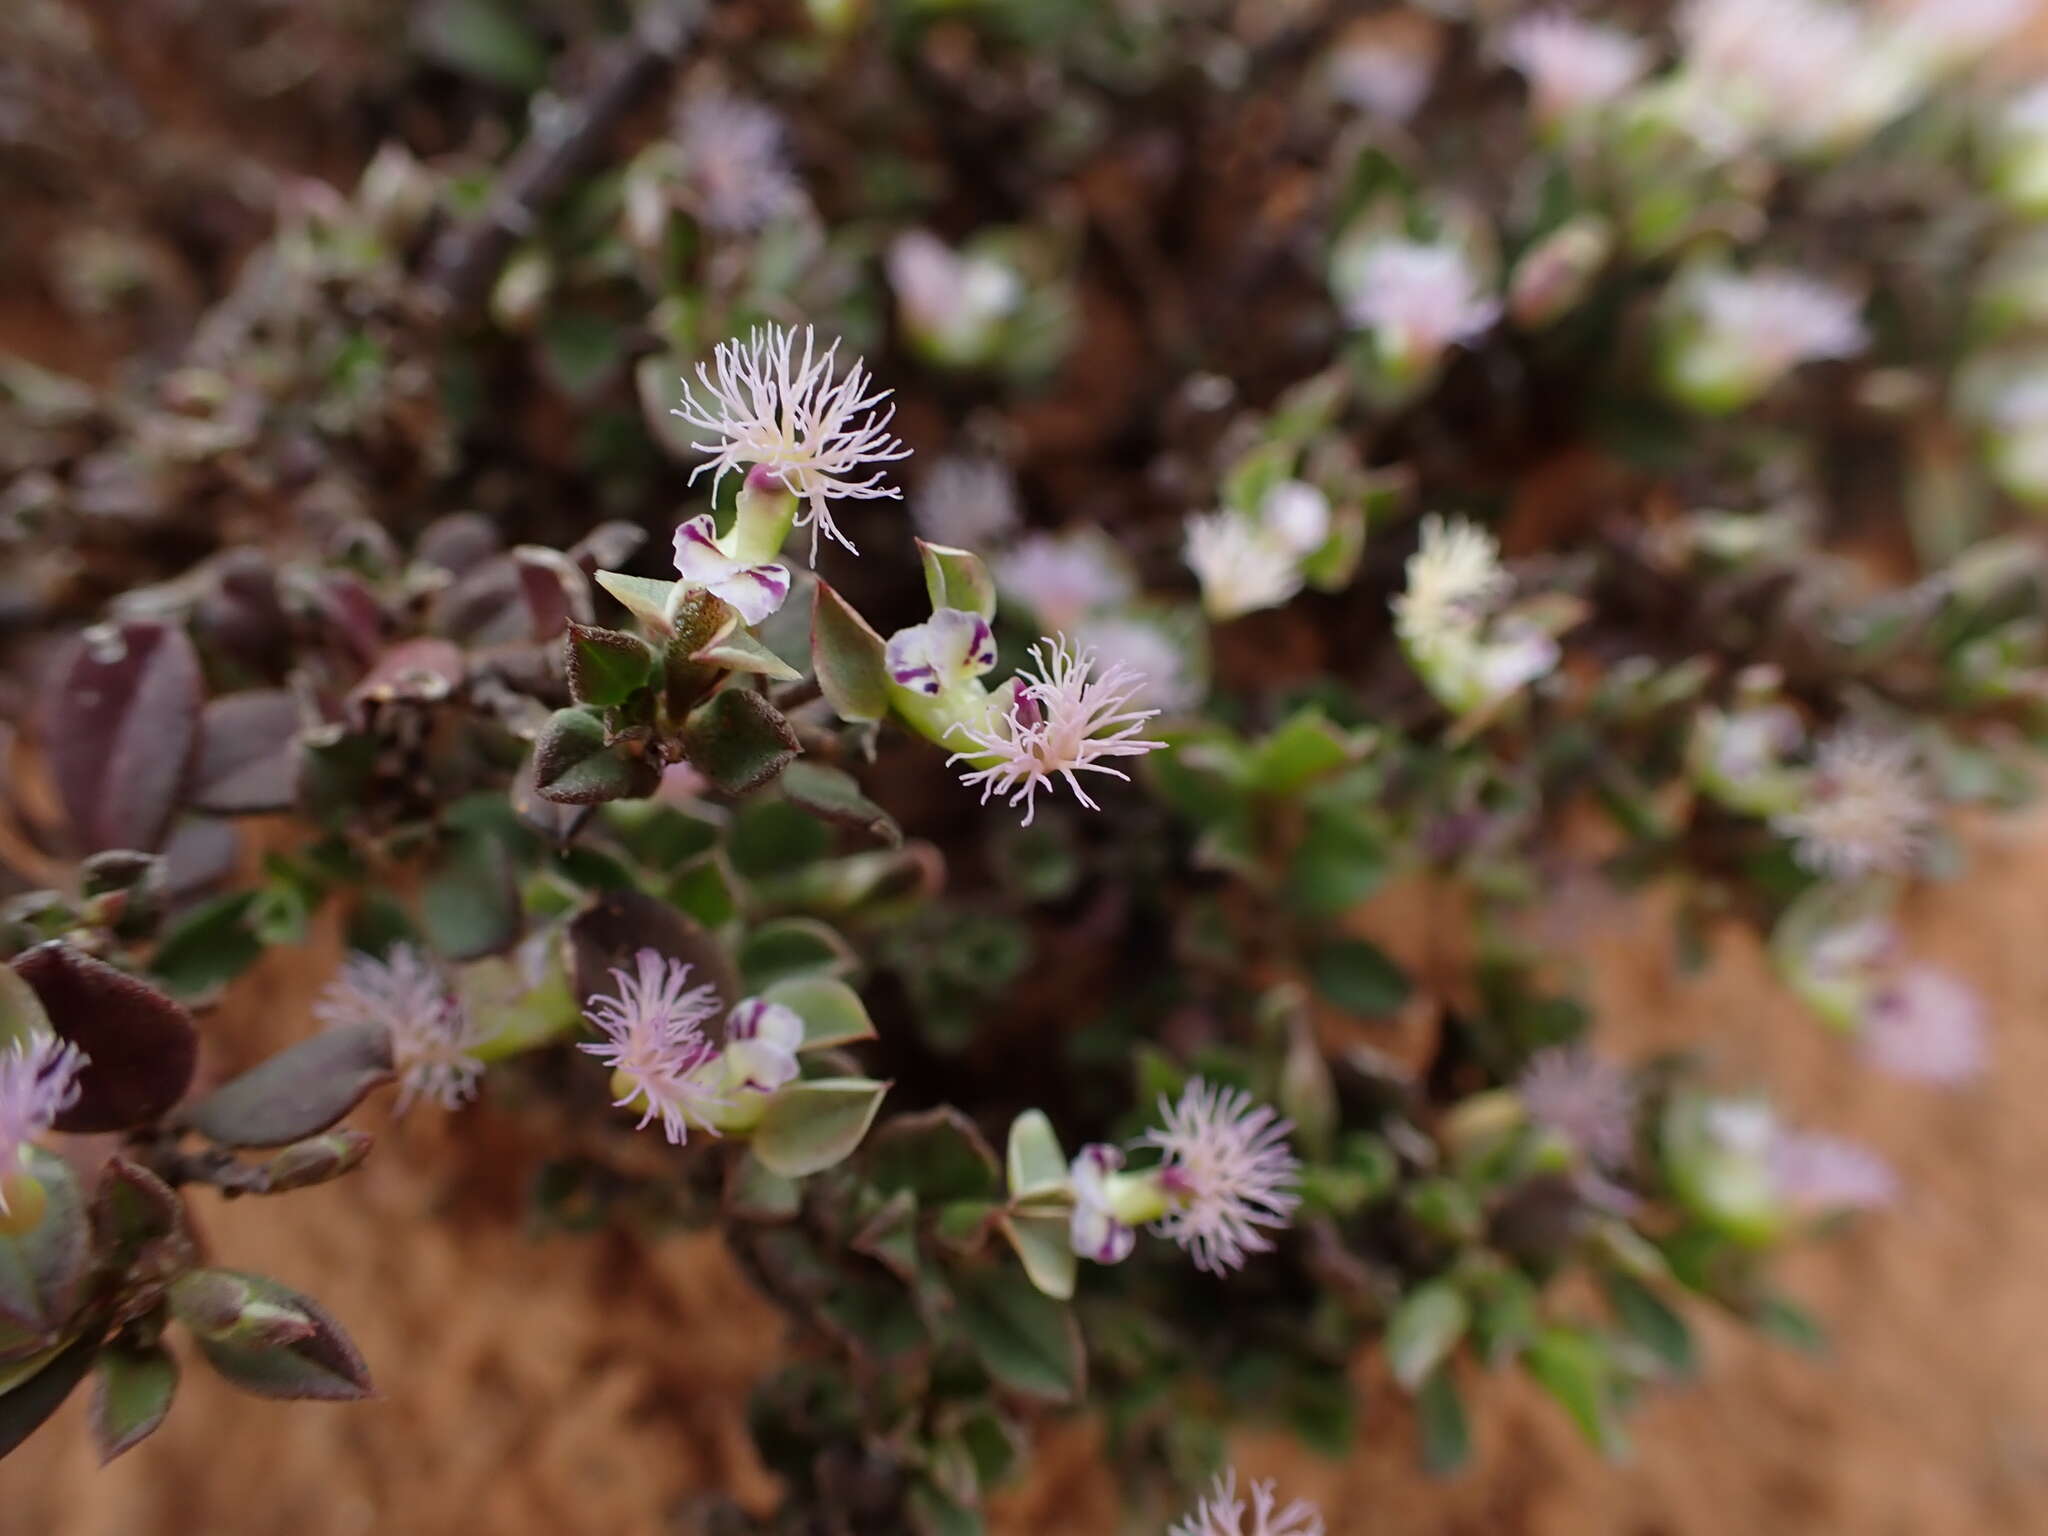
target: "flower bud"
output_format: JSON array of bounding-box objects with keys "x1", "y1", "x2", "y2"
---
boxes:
[
  {"x1": 1508, "y1": 217, "x2": 1613, "y2": 330},
  {"x1": 261, "y1": 1130, "x2": 374, "y2": 1194}
]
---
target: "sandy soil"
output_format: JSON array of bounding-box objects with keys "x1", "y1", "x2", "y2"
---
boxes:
[{"x1": 4, "y1": 800, "x2": 2045, "y2": 1535}]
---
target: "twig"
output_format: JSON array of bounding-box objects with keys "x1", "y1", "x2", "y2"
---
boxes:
[{"x1": 423, "y1": 2, "x2": 700, "y2": 319}]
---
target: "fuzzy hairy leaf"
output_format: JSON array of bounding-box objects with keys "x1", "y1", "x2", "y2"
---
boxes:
[
  {"x1": 189, "y1": 692, "x2": 302, "y2": 815},
  {"x1": 0, "y1": 1148, "x2": 90, "y2": 1356},
  {"x1": 43, "y1": 620, "x2": 203, "y2": 854},
  {"x1": 90, "y1": 1344, "x2": 177, "y2": 1464},
  {"x1": 780, "y1": 762, "x2": 901, "y2": 847},
  {"x1": 12, "y1": 946, "x2": 197, "y2": 1133},
  {"x1": 811, "y1": 582, "x2": 890, "y2": 723},
  {"x1": 680, "y1": 688, "x2": 801, "y2": 795},
  {"x1": 185, "y1": 1024, "x2": 395, "y2": 1149},
  {"x1": 565, "y1": 622, "x2": 657, "y2": 708}
]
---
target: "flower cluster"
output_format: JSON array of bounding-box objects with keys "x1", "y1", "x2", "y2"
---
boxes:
[{"x1": 1394, "y1": 515, "x2": 1561, "y2": 720}]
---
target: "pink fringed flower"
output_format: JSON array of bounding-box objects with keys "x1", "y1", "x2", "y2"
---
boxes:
[
  {"x1": 947, "y1": 636, "x2": 1165, "y2": 826},
  {"x1": 316, "y1": 944, "x2": 485, "y2": 1113},
  {"x1": 1170, "y1": 1469, "x2": 1325, "y2": 1536},
  {"x1": 0, "y1": 1034, "x2": 88, "y2": 1212},
  {"x1": 580, "y1": 948, "x2": 727, "y2": 1144},
  {"x1": 1144, "y1": 1079, "x2": 1302, "y2": 1276},
  {"x1": 672, "y1": 325, "x2": 911, "y2": 560},
  {"x1": 673, "y1": 91, "x2": 802, "y2": 234}
]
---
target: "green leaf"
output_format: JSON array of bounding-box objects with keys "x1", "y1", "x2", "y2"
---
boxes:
[
  {"x1": 539, "y1": 311, "x2": 624, "y2": 399},
  {"x1": 762, "y1": 976, "x2": 876, "y2": 1051},
  {"x1": 420, "y1": 826, "x2": 521, "y2": 961},
  {"x1": 1601, "y1": 1272, "x2": 1696, "y2": 1378},
  {"x1": 565, "y1": 622, "x2": 657, "y2": 708},
  {"x1": 695, "y1": 628, "x2": 803, "y2": 682},
  {"x1": 1285, "y1": 807, "x2": 1391, "y2": 918},
  {"x1": 0, "y1": 1148, "x2": 89, "y2": 1357},
  {"x1": 908, "y1": 1480, "x2": 985, "y2": 1536},
  {"x1": 1307, "y1": 937, "x2": 1411, "y2": 1017},
  {"x1": 185, "y1": 1023, "x2": 394, "y2": 1148},
  {"x1": 1243, "y1": 710, "x2": 1368, "y2": 795},
  {"x1": 1003, "y1": 1110, "x2": 1067, "y2": 1202},
  {"x1": 680, "y1": 688, "x2": 802, "y2": 795},
  {"x1": 751, "y1": 1078, "x2": 890, "y2": 1178},
  {"x1": 593, "y1": 570, "x2": 685, "y2": 632},
  {"x1": 1417, "y1": 1367, "x2": 1471, "y2": 1477},
  {"x1": 998, "y1": 1212, "x2": 1075, "y2": 1301},
  {"x1": 412, "y1": 0, "x2": 547, "y2": 89},
  {"x1": 88, "y1": 1156, "x2": 186, "y2": 1271},
  {"x1": 739, "y1": 917, "x2": 857, "y2": 991},
  {"x1": 1387, "y1": 1280, "x2": 1470, "y2": 1391},
  {"x1": 530, "y1": 708, "x2": 661, "y2": 805},
  {"x1": 12, "y1": 944, "x2": 198, "y2": 1133},
  {"x1": 1753, "y1": 1294, "x2": 1829, "y2": 1357},
  {"x1": 172, "y1": 1270, "x2": 373, "y2": 1402},
  {"x1": 726, "y1": 1152, "x2": 802, "y2": 1223},
  {"x1": 90, "y1": 1344, "x2": 177, "y2": 1463},
  {"x1": 150, "y1": 892, "x2": 264, "y2": 1000},
  {"x1": 918, "y1": 541, "x2": 998, "y2": 619},
  {"x1": 0, "y1": 968, "x2": 51, "y2": 1054},
  {"x1": 1525, "y1": 1327, "x2": 1625, "y2": 1456},
  {"x1": 780, "y1": 762, "x2": 902, "y2": 847},
  {"x1": 812, "y1": 581, "x2": 891, "y2": 723},
  {"x1": 865, "y1": 1107, "x2": 1001, "y2": 1205},
  {"x1": 956, "y1": 1266, "x2": 1084, "y2": 1403},
  {"x1": 0, "y1": 1333, "x2": 98, "y2": 1460}
]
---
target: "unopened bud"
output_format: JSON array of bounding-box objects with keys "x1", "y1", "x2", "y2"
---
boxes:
[
  {"x1": 1508, "y1": 217, "x2": 1612, "y2": 330},
  {"x1": 261, "y1": 1130, "x2": 373, "y2": 1193}
]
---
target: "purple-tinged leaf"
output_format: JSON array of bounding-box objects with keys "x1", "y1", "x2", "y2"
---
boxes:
[
  {"x1": 189, "y1": 691, "x2": 303, "y2": 815},
  {"x1": 679, "y1": 688, "x2": 801, "y2": 795},
  {"x1": 184, "y1": 1023, "x2": 394, "y2": 1150},
  {"x1": 41, "y1": 620, "x2": 203, "y2": 854},
  {"x1": 12, "y1": 945, "x2": 197, "y2": 1133},
  {"x1": 171, "y1": 1270, "x2": 373, "y2": 1402},
  {"x1": 0, "y1": 1333, "x2": 98, "y2": 1460}
]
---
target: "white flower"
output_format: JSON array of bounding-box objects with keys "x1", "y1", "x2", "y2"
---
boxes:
[
  {"x1": 1067, "y1": 1142, "x2": 1138, "y2": 1265},
  {"x1": 885, "y1": 607, "x2": 998, "y2": 697},
  {"x1": 721, "y1": 997, "x2": 805, "y2": 1095},
  {"x1": 0, "y1": 1034, "x2": 87, "y2": 1211},
  {"x1": 1884, "y1": 0, "x2": 2028, "y2": 73},
  {"x1": 580, "y1": 948, "x2": 727, "y2": 1144},
  {"x1": 994, "y1": 530, "x2": 1135, "y2": 633},
  {"x1": 672, "y1": 325, "x2": 911, "y2": 560},
  {"x1": 1680, "y1": 0, "x2": 1919, "y2": 152},
  {"x1": 673, "y1": 90, "x2": 802, "y2": 234},
  {"x1": 1772, "y1": 728, "x2": 1930, "y2": 879},
  {"x1": 1860, "y1": 967, "x2": 1987, "y2": 1085},
  {"x1": 1691, "y1": 268, "x2": 1868, "y2": 377},
  {"x1": 1502, "y1": 14, "x2": 1651, "y2": 121},
  {"x1": 1393, "y1": 515, "x2": 1508, "y2": 645},
  {"x1": 913, "y1": 456, "x2": 1022, "y2": 547},
  {"x1": 1144, "y1": 1078, "x2": 1301, "y2": 1276},
  {"x1": 1259, "y1": 480, "x2": 1331, "y2": 556},
  {"x1": 1184, "y1": 510, "x2": 1303, "y2": 621},
  {"x1": 1518, "y1": 1046, "x2": 1638, "y2": 1169},
  {"x1": 315, "y1": 944, "x2": 485, "y2": 1113},
  {"x1": 947, "y1": 636, "x2": 1166, "y2": 826},
  {"x1": 1170, "y1": 1469, "x2": 1325, "y2": 1536},
  {"x1": 1339, "y1": 239, "x2": 1500, "y2": 361},
  {"x1": 671, "y1": 513, "x2": 791, "y2": 625},
  {"x1": 1075, "y1": 615, "x2": 1203, "y2": 714}
]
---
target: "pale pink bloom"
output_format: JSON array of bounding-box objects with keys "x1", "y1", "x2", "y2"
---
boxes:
[
  {"x1": 672, "y1": 325, "x2": 911, "y2": 560},
  {"x1": 1328, "y1": 23, "x2": 1437, "y2": 121},
  {"x1": 1518, "y1": 1046, "x2": 1638, "y2": 1169},
  {"x1": 1860, "y1": 967, "x2": 1987, "y2": 1085},
  {"x1": 1068, "y1": 1142, "x2": 1137, "y2": 1265},
  {"x1": 580, "y1": 948, "x2": 727, "y2": 1144},
  {"x1": 947, "y1": 636, "x2": 1165, "y2": 826},
  {"x1": 1342, "y1": 240, "x2": 1501, "y2": 357},
  {"x1": 1690, "y1": 269, "x2": 1867, "y2": 376},
  {"x1": 673, "y1": 91, "x2": 802, "y2": 234},
  {"x1": 1170, "y1": 1469, "x2": 1325, "y2": 1536},
  {"x1": 1502, "y1": 14, "x2": 1651, "y2": 121},
  {"x1": 1075, "y1": 615, "x2": 1203, "y2": 714},
  {"x1": 1769, "y1": 1130, "x2": 1898, "y2": 1215},
  {"x1": 0, "y1": 1035, "x2": 87, "y2": 1211},
  {"x1": 1773, "y1": 728, "x2": 1930, "y2": 879},
  {"x1": 913, "y1": 456, "x2": 1021, "y2": 548},
  {"x1": 994, "y1": 530, "x2": 1135, "y2": 633},
  {"x1": 316, "y1": 944, "x2": 485, "y2": 1113},
  {"x1": 1144, "y1": 1078, "x2": 1301, "y2": 1275},
  {"x1": 1393, "y1": 515, "x2": 1509, "y2": 644},
  {"x1": 887, "y1": 231, "x2": 1023, "y2": 355},
  {"x1": 671, "y1": 513, "x2": 790, "y2": 625}
]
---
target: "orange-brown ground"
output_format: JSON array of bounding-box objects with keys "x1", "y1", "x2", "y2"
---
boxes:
[{"x1": 5, "y1": 804, "x2": 2046, "y2": 1535}]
